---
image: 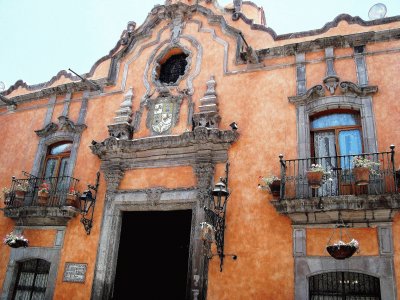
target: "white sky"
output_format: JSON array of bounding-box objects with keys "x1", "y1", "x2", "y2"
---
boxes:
[{"x1": 1, "y1": 0, "x2": 399, "y2": 88}]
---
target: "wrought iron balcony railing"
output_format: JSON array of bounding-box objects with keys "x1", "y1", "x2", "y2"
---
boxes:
[
  {"x1": 4, "y1": 172, "x2": 80, "y2": 208},
  {"x1": 279, "y1": 146, "x2": 398, "y2": 200}
]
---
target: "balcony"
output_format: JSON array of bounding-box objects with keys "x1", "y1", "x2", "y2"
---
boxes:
[
  {"x1": 271, "y1": 147, "x2": 400, "y2": 226},
  {"x1": 3, "y1": 172, "x2": 81, "y2": 226}
]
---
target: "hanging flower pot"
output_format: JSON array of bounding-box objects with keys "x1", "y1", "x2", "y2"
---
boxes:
[
  {"x1": 353, "y1": 167, "x2": 370, "y2": 186},
  {"x1": 3, "y1": 233, "x2": 29, "y2": 248},
  {"x1": 326, "y1": 243, "x2": 358, "y2": 260},
  {"x1": 306, "y1": 171, "x2": 324, "y2": 189},
  {"x1": 326, "y1": 220, "x2": 359, "y2": 260},
  {"x1": 352, "y1": 156, "x2": 380, "y2": 185}
]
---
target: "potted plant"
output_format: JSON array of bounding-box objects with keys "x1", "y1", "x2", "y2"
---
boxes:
[
  {"x1": 326, "y1": 238, "x2": 359, "y2": 260},
  {"x1": 1, "y1": 187, "x2": 11, "y2": 205},
  {"x1": 37, "y1": 182, "x2": 50, "y2": 206},
  {"x1": 14, "y1": 181, "x2": 29, "y2": 206},
  {"x1": 306, "y1": 164, "x2": 327, "y2": 189},
  {"x1": 3, "y1": 232, "x2": 29, "y2": 248},
  {"x1": 15, "y1": 181, "x2": 29, "y2": 197},
  {"x1": 66, "y1": 187, "x2": 79, "y2": 207},
  {"x1": 258, "y1": 175, "x2": 281, "y2": 197},
  {"x1": 352, "y1": 156, "x2": 380, "y2": 185}
]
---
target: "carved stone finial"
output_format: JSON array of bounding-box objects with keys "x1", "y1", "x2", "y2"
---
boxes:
[
  {"x1": 119, "y1": 21, "x2": 136, "y2": 45},
  {"x1": 108, "y1": 88, "x2": 134, "y2": 140},
  {"x1": 232, "y1": 0, "x2": 242, "y2": 20},
  {"x1": 192, "y1": 76, "x2": 221, "y2": 129}
]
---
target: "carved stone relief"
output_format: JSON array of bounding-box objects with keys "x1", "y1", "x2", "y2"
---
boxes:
[
  {"x1": 35, "y1": 116, "x2": 87, "y2": 138},
  {"x1": 145, "y1": 88, "x2": 183, "y2": 135}
]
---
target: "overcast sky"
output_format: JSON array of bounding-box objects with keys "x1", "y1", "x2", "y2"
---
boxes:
[{"x1": 1, "y1": 0, "x2": 399, "y2": 88}]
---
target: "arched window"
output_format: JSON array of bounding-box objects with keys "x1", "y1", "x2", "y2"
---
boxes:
[
  {"x1": 309, "y1": 271, "x2": 381, "y2": 299},
  {"x1": 43, "y1": 142, "x2": 72, "y2": 179},
  {"x1": 12, "y1": 259, "x2": 51, "y2": 299},
  {"x1": 310, "y1": 110, "x2": 362, "y2": 170},
  {"x1": 156, "y1": 48, "x2": 189, "y2": 85}
]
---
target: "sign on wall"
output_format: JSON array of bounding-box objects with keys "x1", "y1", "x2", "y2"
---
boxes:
[{"x1": 63, "y1": 262, "x2": 87, "y2": 283}]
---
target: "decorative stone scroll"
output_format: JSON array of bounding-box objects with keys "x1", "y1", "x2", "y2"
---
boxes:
[
  {"x1": 35, "y1": 116, "x2": 87, "y2": 138},
  {"x1": 289, "y1": 78, "x2": 378, "y2": 105}
]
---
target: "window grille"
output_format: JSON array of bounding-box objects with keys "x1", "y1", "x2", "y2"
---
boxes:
[
  {"x1": 12, "y1": 259, "x2": 51, "y2": 300},
  {"x1": 309, "y1": 271, "x2": 381, "y2": 299},
  {"x1": 158, "y1": 53, "x2": 188, "y2": 84}
]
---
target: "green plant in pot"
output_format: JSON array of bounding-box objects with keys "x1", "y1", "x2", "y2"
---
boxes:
[
  {"x1": 352, "y1": 156, "x2": 380, "y2": 185},
  {"x1": 258, "y1": 175, "x2": 281, "y2": 197}
]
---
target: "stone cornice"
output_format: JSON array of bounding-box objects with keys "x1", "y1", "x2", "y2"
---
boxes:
[
  {"x1": 0, "y1": 77, "x2": 108, "y2": 105},
  {"x1": 90, "y1": 127, "x2": 238, "y2": 169},
  {"x1": 3, "y1": 206, "x2": 79, "y2": 226},
  {"x1": 258, "y1": 27, "x2": 400, "y2": 59},
  {"x1": 271, "y1": 193, "x2": 400, "y2": 226}
]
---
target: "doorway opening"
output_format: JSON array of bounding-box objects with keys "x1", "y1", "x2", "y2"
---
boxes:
[{"x1": 113, "y1": 210, "x2": 192, "y2": 300}]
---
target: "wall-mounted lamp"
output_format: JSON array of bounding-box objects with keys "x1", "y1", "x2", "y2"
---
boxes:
[
  {"x1": 204, "y1": 162, "x2": 237, "y2": 272},
  {"x1": 80, "y1": 172, "x2": 100, "y2": 235}
]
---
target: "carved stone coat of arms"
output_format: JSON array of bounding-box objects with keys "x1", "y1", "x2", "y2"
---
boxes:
[{"x1": 146, "y1": 92, "x2": 183, "y2": 135}]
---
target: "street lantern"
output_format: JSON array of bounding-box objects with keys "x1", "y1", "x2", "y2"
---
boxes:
[
  {"x1": 204, "y1": 162, "x2": 237, "y2": 271},
  {"x1": 79, "y1": 172, "x2": 100, "y2": 235}
]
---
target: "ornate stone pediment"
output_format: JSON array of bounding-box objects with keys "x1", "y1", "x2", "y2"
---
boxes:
[
  {"x1": 289, "y1": 78, "x2": 378, "y2": 105},
  {"x1": 35, "y1": 116, "x2": 87, "y2": 138},
  {"x1": 91, "y1": 127, "x2": 238, "y2": 160}
]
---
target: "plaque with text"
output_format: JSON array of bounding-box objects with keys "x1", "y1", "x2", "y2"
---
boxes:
[{"x1": 63, "y1": 263, "x2": 87, "y2": 283}]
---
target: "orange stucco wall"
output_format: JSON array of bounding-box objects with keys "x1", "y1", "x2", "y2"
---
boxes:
[
  {"x1": 120, "y1": 166, "x2": 196, "y2": 190},
  {"x1": 1, "y1": 1, "x2": 400, "y2": 299}
]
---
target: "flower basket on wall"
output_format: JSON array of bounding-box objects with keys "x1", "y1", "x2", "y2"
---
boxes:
[
  {"x1": 269, "y1": 180, "x2": 281, "y2": 197},
  {"x1": 258, "y1": 176, "x2": 281, "y2": 197}
]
